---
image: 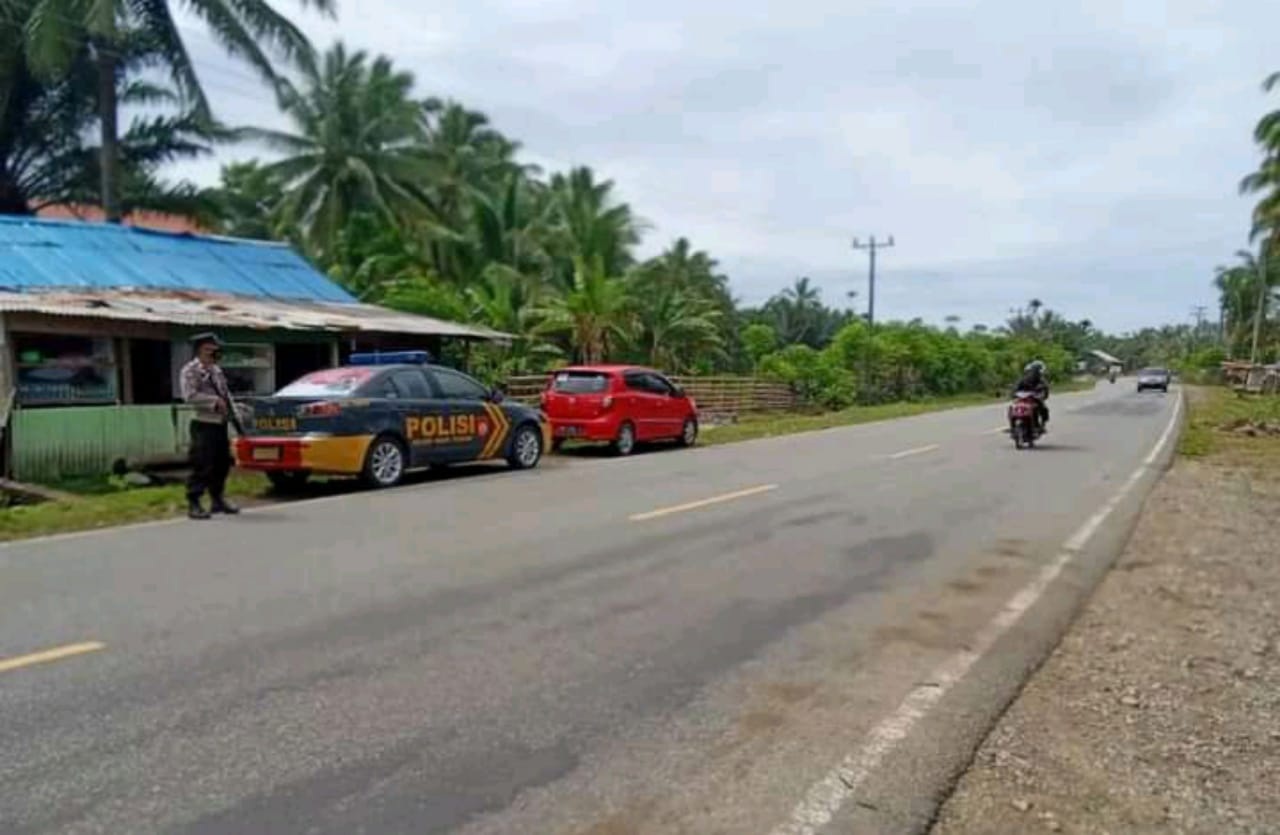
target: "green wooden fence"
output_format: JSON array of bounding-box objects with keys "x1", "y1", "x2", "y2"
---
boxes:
[{"x1": 11, "y1": 405, "x2": 195, "y2": 482}]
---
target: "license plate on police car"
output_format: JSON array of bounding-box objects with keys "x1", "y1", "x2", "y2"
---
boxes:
[{"x1": 252, "y1": 447, "x2": 281, "y2": 462}]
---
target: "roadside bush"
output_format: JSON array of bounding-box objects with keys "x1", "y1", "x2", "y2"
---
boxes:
[
  {"x1": 741, "y1": 323, "x2": 778, "y2": 371},
  {"x1": 758, "y1": 344, "x2": 856, "y2": 410},
  {"x1": 770, "y1": 320, "x2": 1078, "y2": 409},
  {"x1": 1172, "y1": 347, "x2": 1227, "y2": 385}
]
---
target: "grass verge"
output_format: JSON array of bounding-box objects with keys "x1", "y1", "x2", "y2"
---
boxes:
[
  {"x1": 0, "y1": 472, "x2": 268, "y2": 543},
  {"x1": 1178, "y1": 385, "x2": 1280, "y2": 465}
]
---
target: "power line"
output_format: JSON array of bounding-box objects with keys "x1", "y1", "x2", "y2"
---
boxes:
[{"x1": 852, "y1": 235, "x2": 894, "y2": 327}]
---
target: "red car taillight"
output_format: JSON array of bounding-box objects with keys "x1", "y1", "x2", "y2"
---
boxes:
[{"x1": 299, "y1": 400, "x2": 342, "y2": 418}]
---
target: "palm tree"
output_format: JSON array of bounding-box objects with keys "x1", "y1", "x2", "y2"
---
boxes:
[
  {"x1": 784, "y1": 276, "x2": 823, "y2": 309},
  {"x1": 630, "y1": 287, "x2": 722, "y2": 370},
  {"x1": 760, "y1": 276, "x2": 833, "y2": 346},
  {"x1": 455, "y1": 170, "x2": 553, "y2": 290},
  {"x1": 14, "y1": 0, "x2": 332, "y2": 221},
  {"x1": 630, "y1": 238, "x2": 736, "y2": 367},
  {"x1": 418, "y1": 101, "x2": 533, "y2": 283},
  {"x1": 532, "y1": 254, "x2": 632, "y2": 363},
  {"x1": 1241, "y1": 72, "x2": 1280, "y2": 247},
  {"x1": 1215, "y1": 264, "x2": 1252, "y2": 354},
  {"x1": 203, "y1": 160, "x2": 288, "y2": 239},
  {"x1": 1, "y1": 28, "x2": 223, "y2": 216},
  {"x1": 248, "y1": 43, "x2": 433, "y2": 260},
  {"x1": 422, "y1": 100, "x2": 522, "y2": 220},
  {"x1": 1224, "y1": 249, "x2": 1276, "y2": 363},
  {"x1": 548, "y1": 167, "x2": 642, "y2": 286}
]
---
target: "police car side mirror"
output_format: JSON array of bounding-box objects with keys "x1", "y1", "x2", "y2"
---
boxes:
[{"x1": 488, "y1": 387, "x2": 505, "y2": 404}]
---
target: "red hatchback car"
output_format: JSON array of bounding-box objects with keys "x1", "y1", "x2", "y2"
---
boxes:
[{"x1": 541, "y1": 365, "x2": 699, "y2": 455}]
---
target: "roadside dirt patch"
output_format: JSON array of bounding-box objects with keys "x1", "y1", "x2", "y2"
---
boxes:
[{"x1": 933, "y1": 425, "x2": 1280, "y2": 833}]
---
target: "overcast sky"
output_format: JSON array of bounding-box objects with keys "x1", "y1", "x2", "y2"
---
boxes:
[{"x1": 170, "y1": 0, "x2": 1279, "y2": 333}]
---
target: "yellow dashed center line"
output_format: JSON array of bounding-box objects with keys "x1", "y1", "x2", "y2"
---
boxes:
[
  {"x1": 630, "y1": 484, "x2": 779, "y2": 522},
  {"x1": 0, "y1": 641, "x2": 106, "y2": 675}
]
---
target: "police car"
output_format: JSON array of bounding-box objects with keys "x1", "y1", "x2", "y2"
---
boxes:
[{"x1": 234, "y1": 351, "x2": 550, "y2": 490}]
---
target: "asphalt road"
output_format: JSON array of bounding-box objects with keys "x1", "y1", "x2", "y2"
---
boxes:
[{"x1": 0, "y1": 383, "x2": 1180, "y2": 835}]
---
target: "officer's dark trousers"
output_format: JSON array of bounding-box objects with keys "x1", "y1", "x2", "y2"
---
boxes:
[{"x1": 188, "y1": 420, "x2": 231, "y2": 502}]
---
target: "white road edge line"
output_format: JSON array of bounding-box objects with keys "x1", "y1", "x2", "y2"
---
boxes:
[
  {"x1": 886, "y1": 444, "x2": 940, "y2": 460},
  {"x1": 770, "y1": 392, "x2": 1183, "y2": 835}
]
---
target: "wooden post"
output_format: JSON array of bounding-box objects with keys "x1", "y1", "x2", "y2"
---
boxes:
[{"x1": 119, "y1": 337, "x2": 134, "y2": 404}]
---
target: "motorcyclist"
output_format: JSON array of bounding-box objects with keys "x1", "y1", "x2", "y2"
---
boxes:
[{"x1": 1013, "y1": 360, "x2": 1050, "y2": 431}]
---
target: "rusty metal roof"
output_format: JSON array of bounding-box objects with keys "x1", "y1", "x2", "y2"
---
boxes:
[{"x1": 0, "y1": 289, "x2": 511, "y2": 341}]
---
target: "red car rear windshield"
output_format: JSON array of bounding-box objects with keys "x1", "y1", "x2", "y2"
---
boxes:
[{"x1": 551, "y1": 371, "x2": 611, "y2": 394}]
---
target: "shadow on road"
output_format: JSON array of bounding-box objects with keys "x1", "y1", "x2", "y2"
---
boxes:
[
  {"x1": 553, "y1": 441, "x2": 684, "y2": 460},
  {"x1": 261, "y1": 461, "x2": 516, "y2": 503},
  {"x1": 1024, "y1": 443, "x2": 1090, "y2": 453}
]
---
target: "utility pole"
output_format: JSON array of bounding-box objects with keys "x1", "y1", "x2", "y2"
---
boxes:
[
  {"x1": 852, "y1": 235, "x2": 894, "y2": 327},
  {"x1": 1191, "y1": 305, "x2": 1207, "y2": 351}
]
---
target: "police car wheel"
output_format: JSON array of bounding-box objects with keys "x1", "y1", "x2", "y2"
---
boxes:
[
  {"x1": 507, "y1": 424, "x2": 543, "y2": 470},
  {"x1": 613, "y1": 422, "x2": 636, "y2": 456},
  {"x1": 363, "y1": 436, "x2": 406, "y2": 488}
]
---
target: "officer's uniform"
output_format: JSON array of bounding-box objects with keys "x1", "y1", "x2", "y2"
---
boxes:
[{"x1": 179, "y1": 333, "x2": 239, "y2": 519}]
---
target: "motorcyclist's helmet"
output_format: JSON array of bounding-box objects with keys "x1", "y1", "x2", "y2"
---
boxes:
[{"x1": 1025, "y1": 360, "x2": 1047, "y2": 375}]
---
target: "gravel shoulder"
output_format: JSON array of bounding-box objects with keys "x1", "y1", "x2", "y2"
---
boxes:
[{"x1": 933, "y1": 387, "x2": 1280, "y2": 835}]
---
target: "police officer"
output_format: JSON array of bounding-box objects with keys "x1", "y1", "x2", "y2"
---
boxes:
[{"x1": 179, "y1": 333, "x2": 240, "y2": 519}]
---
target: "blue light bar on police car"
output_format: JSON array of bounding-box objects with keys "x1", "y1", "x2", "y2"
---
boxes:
[{"x1": 349, "y1": 350, "x2": 432, "y2": 366}]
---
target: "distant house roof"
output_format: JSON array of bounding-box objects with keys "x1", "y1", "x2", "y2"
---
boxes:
[
  {"x1": 35, "y1": 204, "x2": 211, "y2": 234},
  {"x1": 0, "y1": 215, "x2": 354, "y2": 304},
  {"x1": 1087, "y1": 349, "x2": 1122, "y2": 366}
]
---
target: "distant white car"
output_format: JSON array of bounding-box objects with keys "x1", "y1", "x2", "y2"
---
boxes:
[{"x1": 1136, "y1": 367, "x2": 1171, "y2": 393}]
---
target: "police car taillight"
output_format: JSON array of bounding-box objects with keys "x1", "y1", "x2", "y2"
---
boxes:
[{"x1": 299, "y1": 401, "x2": 342, "y2": 418}]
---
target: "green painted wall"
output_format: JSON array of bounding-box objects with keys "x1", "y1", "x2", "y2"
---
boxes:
[{"x1": 12, "y1": 405, "x2": 196, "y2": 482}]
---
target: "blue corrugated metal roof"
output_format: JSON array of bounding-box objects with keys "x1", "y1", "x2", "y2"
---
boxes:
[{"x1": 0, "y1": 216, "x2": 356, "y2": 303}]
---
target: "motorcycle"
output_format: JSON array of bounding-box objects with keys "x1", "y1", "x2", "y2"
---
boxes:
[{"x1": 1008, "y1": 391, "x2": 1044, "y2": 450}]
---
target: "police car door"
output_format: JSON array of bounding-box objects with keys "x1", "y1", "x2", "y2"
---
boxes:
[
  {"x1": 423, "y1": 367, "x2": 495, "y2": 463},
  {"x1": 384, "y1": 369, "x2": 436, "y2": 469}
]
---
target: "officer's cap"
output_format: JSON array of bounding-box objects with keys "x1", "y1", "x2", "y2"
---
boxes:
[{"x1": 189, "y1": 332, "x2": 224, "y2": 349}]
